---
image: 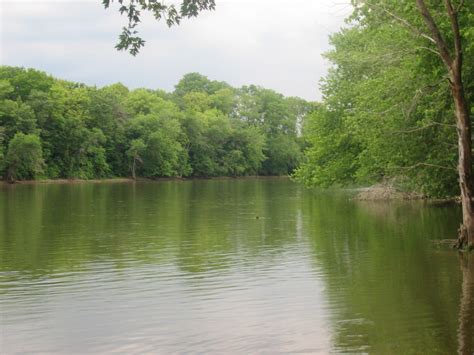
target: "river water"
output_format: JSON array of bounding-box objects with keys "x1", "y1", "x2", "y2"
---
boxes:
[{"x1": 0, "y1": 179, "x2": 472, "y2": 353}]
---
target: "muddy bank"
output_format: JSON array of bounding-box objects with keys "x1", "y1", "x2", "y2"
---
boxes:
[
  {"x1": 354, "y1": 184, "x2": 426, "y2": 201},
  {"x1": 353, "y1": 184, "x2": 461, "y2": 205}
]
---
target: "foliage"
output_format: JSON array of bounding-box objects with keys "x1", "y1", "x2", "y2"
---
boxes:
[
  {"x1": 6, "y1": 133, "x2": 44, "y2": 180},
  {"x1": 102, "y1": 0, "x2": 216, "y2": 55},
  {"x1": 0, "y1": 66, "x2": 309, "y2": 181},
  {"x1": 297, "y1": 0, "x2": 473, "y2": 198}
]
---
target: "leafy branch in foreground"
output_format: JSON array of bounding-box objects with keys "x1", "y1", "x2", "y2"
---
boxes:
[{"x1": 102, "y1": 0, "x2": 216, "y2": 55}]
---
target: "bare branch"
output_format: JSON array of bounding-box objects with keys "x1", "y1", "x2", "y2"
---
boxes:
[
  {"x1": 390, "y1": 122, "x2": 456, "y2": 135},
  {"x1": 416, "y1": 46, "x2": 441, "y2": 57},
  {"x1": 391, "y1": 162, "x2": 457, "y2": 171}
]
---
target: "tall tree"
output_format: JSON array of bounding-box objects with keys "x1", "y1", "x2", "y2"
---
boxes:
[
  {"x1": 413, "y1": 0, "x2": 473, "y2": 249},
  {"x1": 354, "y1": 0, "x2": 473, "y2": 247}
]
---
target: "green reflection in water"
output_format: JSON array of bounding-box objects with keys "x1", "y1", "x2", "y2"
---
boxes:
[
  {"x1": 0, "y1": 179, "x2": 472, "y2": 353},
  {"x1": 302, "y1": 191, "x2": 465, "y2": 353}
]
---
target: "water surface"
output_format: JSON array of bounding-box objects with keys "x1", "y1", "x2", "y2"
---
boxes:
[{"x1": 0, "y1": 179, "x2": 473, "y2": 353}]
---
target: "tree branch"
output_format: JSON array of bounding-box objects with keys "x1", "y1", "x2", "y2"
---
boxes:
[
  {"x1": 364, "y1": 2, "x2": 436, "y2": 45},
  {"x1": 391, "y1": 162, "x2": 457, "y2": 172},
  {"x1": 415, "y1": 0, "x2": 453, "y2": 68},
  {"x1": 390, "y1": 121, "x2": 456, "y2": 135},
  {"x1": 444, "y1": 0, "x2": 463, "y2": 69},
  {"x1": 416, "y1": 46, "x2": 441, "y2": 57}
]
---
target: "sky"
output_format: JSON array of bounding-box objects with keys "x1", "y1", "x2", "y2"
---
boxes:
[{"x1": 0, "y1": 0, "x2": 352, "y2": 101}]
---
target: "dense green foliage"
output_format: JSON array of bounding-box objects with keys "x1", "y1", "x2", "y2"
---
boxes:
[
  {"x1": 5, "y1": 133, "x2": 44, "y2": 180},
  {"x1": 0, "y1": 67, "x2": 312, "y2": 181},
  {"x1": 296, "y1": 0, "x2": 474, "y2": 198}
]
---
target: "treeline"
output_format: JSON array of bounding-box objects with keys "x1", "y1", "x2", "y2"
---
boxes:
[
  {"x1": 295, "y1": 1, "x2": 474, "y2": 198},
  {"x1": 0, "y1": 66, "x2": 314, "y2": 181}
]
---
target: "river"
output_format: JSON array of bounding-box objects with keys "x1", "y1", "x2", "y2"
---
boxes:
[{"x1": 0, "y1": 178, "x2": 472, "y2": 353}]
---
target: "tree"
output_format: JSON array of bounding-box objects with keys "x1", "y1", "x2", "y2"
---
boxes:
[
  {"x1": 125, "y1": 90, "x2": 191, "y2": 177},
  {"x1": 87, "y1": 85, "x2": 129, "y2": 175},
  {"x1": 234, "y1": 86, "x2": 306, "y2": 175},
  {"x1": 43, "y1": 82, "x2": 110, "y2": 179},
  {"x1": 0, "y1": 66, "x2": 53, "y2": 101},
  {"x1": 6, "y1": 133, "x2": 44, "y2": 181},
  {"x1": 0, "y1": 127, "x2": 5, "y2": 175},
  {"x1": 413, "y1": 0, "x2": 473, "y2": 249},
  {"x1": 295, "y1": 107, "x2": 360, "y2": 187},
  {"x1": 352, "y1": 0, "x2": 473, "y2": 247},
  {"x1": 126, "y1": 138, "x2": 145, "y2": 179}
]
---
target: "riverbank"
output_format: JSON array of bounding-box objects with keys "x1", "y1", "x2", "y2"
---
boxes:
[
  {"x1": 353, "y1": 183, "x2": 458, "y2": 204},
  {"x1": 354, "y1": 184, "x2": 425, "y2": 201},
  {"x1": 0, "y1": 175, "x2": 290, "y2": 186}
]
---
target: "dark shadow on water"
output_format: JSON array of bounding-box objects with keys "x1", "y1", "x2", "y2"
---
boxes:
[{"x1": 458, "y1": 252, "x2": 474, "y2": 355}]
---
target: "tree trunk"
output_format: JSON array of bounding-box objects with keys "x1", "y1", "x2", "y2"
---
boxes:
[
  {"x1": 131, "y1": 158, "x2": 136, "y2": 180},
  {"x1": 451, "y1": 65, "x2": 474, "y2": 250},
  {"x1": 7, "y1": 164, "x2": 16, "y2": 184}
]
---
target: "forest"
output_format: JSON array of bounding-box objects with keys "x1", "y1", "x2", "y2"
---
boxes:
[{"x1": 0, "y1": 66, "x2": 314, "y2": 181}]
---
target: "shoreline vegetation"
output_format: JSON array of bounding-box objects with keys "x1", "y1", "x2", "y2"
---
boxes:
[
  {"x1": 0, "y1": 175, "x2": 290, "y2": 185},
  {"x1": 1, "y1": 177, "x2": 458, "y2": 205}
]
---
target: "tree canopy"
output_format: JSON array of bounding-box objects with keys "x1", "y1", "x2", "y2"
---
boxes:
[
  {"x1": 0, "y1": 66, "x2": 312, "y2": 181},
  {"x1": 296, "y1": 0, "x2": 474, "y2": 199}
]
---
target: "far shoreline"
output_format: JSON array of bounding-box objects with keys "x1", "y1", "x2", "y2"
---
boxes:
[
  {"x1": 0, "y1": 175, "x2": 291, "y2": 186},
  {"x1": 0, "y1": 178, "x2": 459, "y2": 205}
]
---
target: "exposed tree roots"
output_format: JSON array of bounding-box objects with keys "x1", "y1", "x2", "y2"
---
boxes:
[{"x1": 454, "y1": 224, "x2": 474, "y2": 251}]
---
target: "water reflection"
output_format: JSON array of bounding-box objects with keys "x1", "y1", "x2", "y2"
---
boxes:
[
  {"x1": 0, "y1": 180, "x2": 472, "y2": 353},
  {"x1": 302, "y1": 194, "x2": 463, "y2": 353},
  {"x1": 458, "y1": 253, "x2": 474, "y2": 355},
  {"x1": 0, "y1": 180, "x2": 305, "y2": 277}
]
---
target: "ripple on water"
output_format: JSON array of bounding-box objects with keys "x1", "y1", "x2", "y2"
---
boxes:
[{"x1": 0, "y1": 180, "x2": 468, "y2": 353}]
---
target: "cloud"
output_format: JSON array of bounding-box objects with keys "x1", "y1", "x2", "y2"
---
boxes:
[{"x1": 1, "y1": 0, "x2": 352, "y2": 100}]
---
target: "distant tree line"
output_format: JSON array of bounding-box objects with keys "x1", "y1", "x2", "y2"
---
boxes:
[{"x1": 0, "y1": 66, "x2": 314, "y2": 181}]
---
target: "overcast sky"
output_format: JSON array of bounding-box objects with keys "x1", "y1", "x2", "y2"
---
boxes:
[{"x1": 1, "y1": 0, "x2": 352, "y2": 101}]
